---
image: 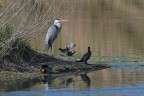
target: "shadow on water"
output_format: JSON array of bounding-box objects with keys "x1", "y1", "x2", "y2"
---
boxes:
[{"x1": 80, "y1": 72, "x2": 91, "y2": 87}]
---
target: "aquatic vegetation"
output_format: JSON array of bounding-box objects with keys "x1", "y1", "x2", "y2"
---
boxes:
[
  {"x1": 74, "y1": 53, "x2": 144, "y2": 63},
  {"x1": 113, "y1": 56, "x2": 144, "y2": 62}
]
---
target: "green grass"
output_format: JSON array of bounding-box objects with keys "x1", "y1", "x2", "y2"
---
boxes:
[
  {"x1": 0, "y1": 25, "x2": 12, "y2": 43},
  {"x1": 10, "y1": 38, "x2": 33, "y2": 61},
  {"x1": 113, "y1": 56, "x2": 144, "y2": 62},
  {"x1": 73, "y1": 53, "x2": 83, "y2": 59},
  {"x1": 73, "y1": 53, "x2": 144, "y2": 63},
  {"x1": 0, "y1": 25, "x2": 13, "y2": 58}
]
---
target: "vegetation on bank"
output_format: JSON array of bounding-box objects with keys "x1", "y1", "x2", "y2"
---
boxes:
[
  {"x1": 62, "y1": 53, "x2": 144, "y2": 63},
  {"x1": 0, "y1": 25, "x2": 36, "y2": 63}
]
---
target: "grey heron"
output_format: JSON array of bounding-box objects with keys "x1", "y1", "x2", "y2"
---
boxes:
[
  {"x1": 45, "y1": 19, "x2": 68, "y2": 54},
  {"x1": 76, "y1": 46, "x2": 91, "y2": 64}
]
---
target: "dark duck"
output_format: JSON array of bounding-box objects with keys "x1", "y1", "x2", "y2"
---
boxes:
[
  {"x1": 76, "y1": 46, "x2": 91, "y2": 64},
  {"x1": 40, "y1": 64, "x2": 53, "y2": 74}
]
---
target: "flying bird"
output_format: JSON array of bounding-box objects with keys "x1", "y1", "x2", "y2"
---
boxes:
[
  {"x1": 59, "y1": 48, "x2": 76, "y2": 56},
  {"x1": 65, "y1": 42, "x2": 76, "y2": 51},
  {"x1": 59, "y1": 42, "x2": 76, "y2": 56},
  {"x1": 67, "y1": 51, "x2": 76, "y2": 56},
  {"x1": 58, "y1": 48, "x2": 68, "y2": 54},
  {"x1": 76, "y1": 46, "x2": 91, "y2": 64},
  {"x1": 59, "y1": 43, "x2": 76, "y2": 56}
]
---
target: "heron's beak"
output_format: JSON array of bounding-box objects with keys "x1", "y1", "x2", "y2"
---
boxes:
[{"x1": 61, "y1": 20, "x2": 69, "y2": 22}]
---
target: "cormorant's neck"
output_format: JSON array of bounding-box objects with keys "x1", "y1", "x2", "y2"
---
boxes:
[{"x1": 88, "y1": 49, "x2": 91, "y2": 52}]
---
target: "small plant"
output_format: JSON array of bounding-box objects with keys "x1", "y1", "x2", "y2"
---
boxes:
[
  {"x1": 10, "y1": 38, "x2": 33, "y2": 61},
  {"x1": 73, "y1": 53, "x2": 82, "y2": 59},
  {"x1": 0, "y1": 25, "x2": 12, "y2": 43},
  {"x1": 0, "y1": 25, "x2": 13, "y2": 58}
]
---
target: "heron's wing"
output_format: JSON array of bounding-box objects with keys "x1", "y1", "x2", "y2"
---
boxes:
[{"x1": 49, "y1": 25, "x2": 61, "y2": 42}]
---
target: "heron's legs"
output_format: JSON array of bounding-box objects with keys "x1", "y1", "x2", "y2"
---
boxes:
[
  {"x1": 46, "y1": 47, "x2": 53, "y2": 56},
  {"x1": 50, "y1": 46, "x2": 53, "y2": 56}
]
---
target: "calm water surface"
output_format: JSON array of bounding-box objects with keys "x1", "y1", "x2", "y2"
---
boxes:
[{"x1": 1, "y1": 63, "x2": 144, "y2": 96}]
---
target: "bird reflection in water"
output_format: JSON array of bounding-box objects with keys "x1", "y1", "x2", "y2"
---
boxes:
[
  {"x1": 40, "y1": 75, "x2": 53, "y2": 90},
  {"x1": 66, "y1": 78, "x2": 75, "y2": 87},
  {"x1": 59, "y1": 77, "x2": 75, "y2": 88},
  {"x1": 80, "y1": 72, "x2": 91, "y2": 87}
]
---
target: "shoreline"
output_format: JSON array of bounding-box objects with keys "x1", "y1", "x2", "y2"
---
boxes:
[{"x1": 0, "y1": 55, "x2": 110, "y2": 81}]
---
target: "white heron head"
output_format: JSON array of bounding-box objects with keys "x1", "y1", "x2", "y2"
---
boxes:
[
  {"x1": 54, "y1": 19, "x2": 61, "y2": 28},
  {"x1": 54, "y1": 18, "x2": 69, "y2": 28}
]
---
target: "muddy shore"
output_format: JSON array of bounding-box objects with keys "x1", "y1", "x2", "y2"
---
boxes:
[{"x1": 0, "y1": 53, "x2": 110, "y2": 81}]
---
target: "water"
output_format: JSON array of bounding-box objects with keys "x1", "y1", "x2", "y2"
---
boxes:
[
  {"x1": 2, "y1": 87, "x2": 144, "y2": 96},
  {"x1": 1, "y1": 63, "x2": 144, "y2": 96}
]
